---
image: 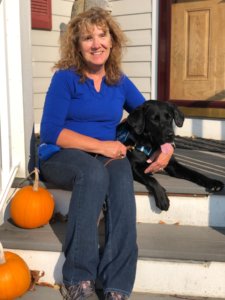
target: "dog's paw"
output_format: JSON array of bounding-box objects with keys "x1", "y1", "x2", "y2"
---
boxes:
[
  {"x1": 155, "y1": 192, "x2": 170, "y2": 211},
  {"x1": 207, "y1": 180, "x2": 224, "y2": 192}
]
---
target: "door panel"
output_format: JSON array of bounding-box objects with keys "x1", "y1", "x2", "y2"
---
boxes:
[{"x1": 170, "y1": 0, "x2": 225, "y2": 104}]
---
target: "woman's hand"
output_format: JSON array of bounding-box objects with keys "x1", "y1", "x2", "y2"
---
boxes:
[
  {"x1": 101, "y1": 141, "x2": 127, "y2": 158},
  {"x1": 144, "y1": 143, "x2": 174, "y2": 174}
]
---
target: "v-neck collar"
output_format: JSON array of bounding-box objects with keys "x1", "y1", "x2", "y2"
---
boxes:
[{"x1": 86, "y1": 76, "x2": 106, "y2": 95}]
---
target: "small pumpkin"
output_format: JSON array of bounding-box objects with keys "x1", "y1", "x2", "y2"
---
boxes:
[
  {"x1": 0, "y1": 242, "x2": 31, "y2": 299},
  {"x1": 10, "y1": 168, "x2": 55, "y2": 229}
]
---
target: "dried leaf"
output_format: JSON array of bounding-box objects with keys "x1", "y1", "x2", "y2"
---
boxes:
[
  {"x1": 50, "y1": 212, "x2": 68, "y2": 223},
  {"x1": 29, "y1": 270, "x2": 45, "y2": 291},
  {"x1": 159, "y1": 220, "x2": 166, "y2": 224}
]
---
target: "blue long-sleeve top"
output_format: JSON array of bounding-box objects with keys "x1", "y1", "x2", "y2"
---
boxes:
[{"x1": 40, "y1": 69, "x2": 145, "y2": 145}]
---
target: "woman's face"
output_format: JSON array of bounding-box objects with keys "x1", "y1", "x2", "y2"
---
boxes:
[{"x1": 78, "y1": 25, "x2": 112, "y2": 73}]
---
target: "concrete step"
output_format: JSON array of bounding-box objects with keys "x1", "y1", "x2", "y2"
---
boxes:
[
  {"x1": 1, "y1": 221, "x2": 225, "y2": 298},
  {"x1": 20, "y1": 285, "x2": 224, "y2": 300}
]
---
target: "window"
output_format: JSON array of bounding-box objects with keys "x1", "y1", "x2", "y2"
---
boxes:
[{"x1": 31, "y1": 0, "x2": 52, "y2": 30}]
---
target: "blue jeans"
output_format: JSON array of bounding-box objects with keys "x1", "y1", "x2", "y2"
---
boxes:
[{"x1": 40, "y1": 149, "x2": 138, "y2": 296}]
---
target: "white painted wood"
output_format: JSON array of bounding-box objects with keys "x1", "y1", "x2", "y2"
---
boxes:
[
  {"x1": 0, "y1": 2, "x2": 11, "y2": 183},
  {"x1": 6, "y1": 248, "x2": 225, "y2": 298},
  {"x1": 53, "y1": 15, "x2": 71, "y2": 31},
  {"x1": 125, "y1": 30, "x2": 151, "y2": 46},
  {"x1": 34, "y1": 109, "x2": 45, "y2": 127},
  {"x1": 5, "y1": 249, "x2": 65, "y2": 284},
  {"x1": 135, "y1": 260, "x2": 225, "y2": 298},
  {"x1": 32, "y1": 62, "x2": 55, "y2": 78},
  {"x1": 111, "y1": 0, "x2": 151, "y2": 15},
  {"x1": 130, "y1": 78, "x2": 151, "y2": 93},
  {"x1": 52, "y1": 0, "x2": 73, "y2": 16},
  {"x1": 136, "y1": 194, "x2": 225, "y2": 227},
  {"x1": 122, "y1": 62, "x2": 151, "y2": 77},
  {"x1": 39, "y1": 189, "x2": 225, "y2": 228},
  {"x1": 123, "y1": 46, "x2": 151, "y2": 62},
  {"x1": 151, "y1": 0, "x2": 159, "y2": 100},
  {"x1": 115, "y1": 14, "x2": 151, "y2": 31},
  {"x1": 175, "y1": 118, "x2": 225, "y2": 140},
  {"x1": 33, "y1": 78, "x2": 52, "y2": 93},
  {"x1": 31, "y1": 30, "x2": 61, "y2": 47},
  {"x1": 32, "y1": 46, "x2": 60, "y2": 63},
  {"x1": 0, "y1": 0, "x2": 33, "y2": 177},
  {"x1": 142, "y1": 93, "x2": 151, "y2": 100},
  {"x1": 34, "y1": 94, "x2": 46, "y2": 109},
  {"x1": 0, "y1": 176, "x2": 19, "y2": 226},
  {"x1": 0, "y1": 0, "x2": 33, "y2": 223},
  {"x1": 31, "y1": 0, "x2": 73, "y2": 126},
  {"x1": 3, "y1": 1, "x2": 26, "y2": 175}
]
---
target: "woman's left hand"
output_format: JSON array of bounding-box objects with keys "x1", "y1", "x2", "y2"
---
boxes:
[{"x1": 144, "y1": 143, "x2": 174, "y2": 174}]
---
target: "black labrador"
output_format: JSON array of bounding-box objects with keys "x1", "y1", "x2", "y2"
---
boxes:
[{"x1": 117, "y1": 100, "x2": 224, "y2": 211}]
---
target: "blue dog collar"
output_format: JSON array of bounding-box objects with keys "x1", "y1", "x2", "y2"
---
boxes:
[
  {"x1": 116, "y1": 127, "x2": 155, "y2": 157},
  {"x1": 135, "y1": 145, "x2": 155, "y2": 157}
]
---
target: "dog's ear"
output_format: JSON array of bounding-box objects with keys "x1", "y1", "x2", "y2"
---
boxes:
[
  {"x1": 168, "y1": 103, "x2": 185, "y2": 127},
  {"x1": 127, "y1": 106, "x2": 145, "y2": 135}
]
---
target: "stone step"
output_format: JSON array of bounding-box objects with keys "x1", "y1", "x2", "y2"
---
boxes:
[
  {"x1": 1, "y1": 221, "x2": 225, "y2": 298},
  {"x1": 20, "y1": 285, "x2": 224, "y2": 300}
]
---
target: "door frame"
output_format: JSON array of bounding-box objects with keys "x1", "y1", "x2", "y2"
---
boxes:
[{"x1": 157, "y1": 0, "x2": 225, "y2": 118}]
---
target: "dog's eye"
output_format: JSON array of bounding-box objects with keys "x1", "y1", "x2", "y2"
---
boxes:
[
  {"x1": 152, "y1": 115, "x2": 160, "y2": 122},
  {"x1": 165, "y1": 113, "x2": 172, "y2": 120}
]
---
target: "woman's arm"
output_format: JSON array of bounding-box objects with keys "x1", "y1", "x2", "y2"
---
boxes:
[
  {"x1": 144, "y1": 143, "x2": 174, "y2": 174},
  {"x1": 56, "y1": 128, "x2": 127, "y2": 159}
]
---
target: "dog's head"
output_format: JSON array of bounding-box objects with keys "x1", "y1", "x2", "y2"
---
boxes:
[{"x1": 127, "y1": 100, "x2": 185, "y2": 147}]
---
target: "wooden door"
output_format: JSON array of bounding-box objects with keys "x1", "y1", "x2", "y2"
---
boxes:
[{"x1": 158, "y1": 0, "x2": 225, "y2": 118}]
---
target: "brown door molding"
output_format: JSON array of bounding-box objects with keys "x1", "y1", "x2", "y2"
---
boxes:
[
  {"x1": 157, "y1": 0, "x2": 225, "y2": 118},
  {"x1": 157, "y1": 0, "x2": 172, "y2": 102}
]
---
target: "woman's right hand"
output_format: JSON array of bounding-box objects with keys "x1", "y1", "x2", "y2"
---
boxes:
[{"x1": 100, "y1": 141, "x2": 127, "y2": 158}]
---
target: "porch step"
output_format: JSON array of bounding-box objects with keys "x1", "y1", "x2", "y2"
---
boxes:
[
  {"x1": 20, "y1": 285, "x2": 224, "y2": 300},
  {"x1": 1, "y1": 221, "x2": 225, "y2": 298},
  {"x1": 6, "y1": 178, "x2": 225, "y2": 228},
  {"x1": 4, "y1": 185, "x2": 225, "y2": 228},
  {"x1": 1, "y1": 150, "x2": 224, "y2": 298}
]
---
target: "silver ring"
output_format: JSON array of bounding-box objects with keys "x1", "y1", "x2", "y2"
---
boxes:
[{"x1": 118, "y1": 152, "x2": 124, "y2": 158}]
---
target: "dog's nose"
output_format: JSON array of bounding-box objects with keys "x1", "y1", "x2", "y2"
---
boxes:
[{"x1": 167, "y1": 132, "x2": 174, "y2": 140}]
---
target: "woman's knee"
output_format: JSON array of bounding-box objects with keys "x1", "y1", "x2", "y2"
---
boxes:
[
  {"x1": 76, "y1": 156, "x2": 109, "y2": 189},
  {"x1": 107, "y1": 158, "x2": 133, "y2": 184}
]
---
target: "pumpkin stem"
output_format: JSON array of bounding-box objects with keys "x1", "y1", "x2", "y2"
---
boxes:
[
  {"x1": 33, "y1": 168, "x2": 40, "y2": 192},
  {"x1": 0, "y1": 242, "x2": 6, "y2": 264}
]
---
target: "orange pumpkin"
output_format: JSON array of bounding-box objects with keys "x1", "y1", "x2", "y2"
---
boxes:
[
  {"x1": 10, "y1": 168, "x2": 55, "y2": 229},
  {"x1": 0, "y1": 242, "x2": 31, "y2": 299}
]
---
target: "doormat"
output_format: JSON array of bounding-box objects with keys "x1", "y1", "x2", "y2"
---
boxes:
[{"x1": 175, "y1": 135, "x2": 225, "y2": 153}]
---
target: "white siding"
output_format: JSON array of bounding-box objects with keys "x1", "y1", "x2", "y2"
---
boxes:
[
  {"x1": 32, "y1": 0, "x2": 152, "y2": 128},
  {"x1": 111, "y1": 0, "x2": 152, "y2": 100},
  {"x1": 32, "y1": 0, "x2": 74, "y2": 129}
]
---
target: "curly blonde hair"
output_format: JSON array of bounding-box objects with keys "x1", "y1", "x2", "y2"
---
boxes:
[{"x1": 54, "y1": 7, "x2": 128, "y2": 85}]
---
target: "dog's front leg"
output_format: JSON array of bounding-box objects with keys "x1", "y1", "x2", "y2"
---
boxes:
[{"x1": 132, "y1": 163, "x2": 170, "y2": 211}]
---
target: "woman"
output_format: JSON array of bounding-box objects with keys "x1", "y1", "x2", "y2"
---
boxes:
[{"x1": 39, "y1": 7, "x2": 173, "y2": 300}]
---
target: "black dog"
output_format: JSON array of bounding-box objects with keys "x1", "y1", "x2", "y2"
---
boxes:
[{"x1": 117, "y1": 100, "x2": 224, "y2": 211}]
